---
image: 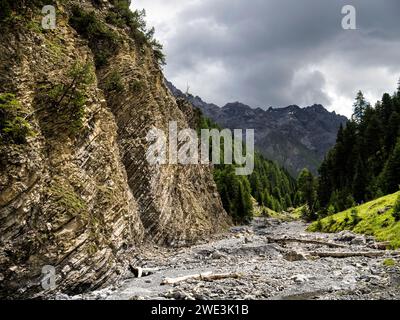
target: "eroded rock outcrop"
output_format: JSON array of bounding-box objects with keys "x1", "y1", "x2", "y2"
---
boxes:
[{"x1": 0, "y1": 0, "x2": 229, "y2": 298}]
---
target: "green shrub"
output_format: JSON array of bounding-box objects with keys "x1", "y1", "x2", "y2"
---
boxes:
[
  {"x1": 105, "y1": 12, "x2": 126, "y2": 28},
  {"x1": 93, "y1": 52, "x2": 110, "y2": 69},
  {"x1": 300, "y1": 205, "x2": 317, "y2": 222},
  {"x1": 69, "y1": 6, "x2": 119, "y2": 67},
  {"x1": 383, "y1": 258, "x2": 396, "y2": 267},
  {"x1": 110, "y1": 1, "x2": 146, "y2": 31},
  {"x1": 38, "y1": 62, "x2": 95, "y2": 136},
  {"x1": 314, "y1": 219, "x2": 323, "y2": 231},
  {"x1": 326, "y1": 216, "x2": 335, "y2": 230},
  {"x1": 0, "y1": 1, "x2": 12, "y2": 21},
  {"x1": 0, "y1": 93, "x2": 34, "y2": 144},
  {"x1": 0, "y1": 0, "x2": 49, "y2": 22},
  {"x1": 105, "y1": 71, "x2": 124, "y2": 92},
  {"x1": 327, "y1": 204, "x2": 336, "y2": 215},
  {"x1": 107, "y1": 1, "x2": 167, "y2": 65},
  {"x1": 393, "y1": 194, "x2": 400, "y2": 221},
  {"x1": 70, "y1": 1, "x2": 167, "y2": 67},
  {"x1": 351, "y1": 208, "x2": 362, "y2": 226},
  {"x1": 261, "y1": 207, "x2": 270, "y2": 217},
  {"x1": 151, "y1": 39, "x2": 166, "y2": 66},
  {"x1": 130, "y1": 79, "x2": 144, "y2": 92}
]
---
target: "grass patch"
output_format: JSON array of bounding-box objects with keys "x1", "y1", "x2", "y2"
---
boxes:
[
  {"x1": 291, "y1": 206, "x2": 305, "y2": 220},
  {"x1": 50, "y1": 185, "x2": 88, "y2": 218},
  {"x1": 308, "y1": 191, "x2": 400, "y2": 248},
  {"x1": 26, "y1": 19, "x2": 43, "y2": 33},
  {"x1": 383, "y1": 258, "x2": 396, "y2": 267},
  {"x1": 393, "y1": 194, "x2": 400, "y2": 221},
  {"x1": 0, "y1": 93, "x2": 34, "y2": 144},
  {"x1": 256, "y1": 203, "x2": 303, "y2": 222}
]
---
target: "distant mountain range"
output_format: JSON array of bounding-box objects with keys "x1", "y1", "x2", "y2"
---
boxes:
[{"x1": 166, "y1": 80, "x2": 348, "y2": 177}]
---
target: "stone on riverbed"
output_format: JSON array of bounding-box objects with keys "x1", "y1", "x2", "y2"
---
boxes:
[
  {"x1": 284, "y1": 250, "x2": 308, "y2": 262},
  {"x1": 291, "y1": 274, "x2": 309, "y2": 283},
  {"x1": 334, "y1": 231, "x2": 357, "y2": 242}
]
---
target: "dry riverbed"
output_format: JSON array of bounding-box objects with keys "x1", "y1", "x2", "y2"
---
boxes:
[{"x1": 57, "y1": 218, "x2": 400, "y2": 300}]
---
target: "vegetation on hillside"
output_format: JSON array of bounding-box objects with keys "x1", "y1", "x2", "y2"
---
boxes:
[
  {"x1": 70, "y1": 1, "x2": 165, "y2": 67},
  {"x1": 0, "y1": 93, "x2": 34, "y2": 144},
  {"x1": 0, "y1": 0, "x2": 48, "y2": 22},
  {"x1": 36, "y1": 61, "x2": 95, "y2": 136},
  {"x1": 315, "y1": 80, "x2": 400, "y2": 216},
  {"x1": 106, "y1": 0, "x2": 166, "y2": 64},
  {"x1": 197, "y1": 114, "x2": 297, "y2": 223},
  {"x1": 295, "y1": 168, "x2": 318, "y2": 220},
  {"x1": 70, "y1": 6, "x2": 120, "y2": 67},
  {"x1": 309, "y1": 192, "x2": 400, "y2": 248},
  {"x1": 249, "y1": 153, "x2": 296, "y2": 213}
]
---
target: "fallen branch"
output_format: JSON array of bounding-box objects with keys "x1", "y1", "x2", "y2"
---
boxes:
[
  {"x1": 203, "y1": 273, "x2": 242, "y2": 281},
  {"x1": 369, "y1": 242, "x2": 392, "y2": 250},
  {"x1": 308, "y1": 251, "x2": 388, "y2": 258},
  {"x1": 161, "y1": 272, "x2": 241, "y2": 285},
  {"x1": 266, "y1": 237, "x2": 347, "y2": 248}
]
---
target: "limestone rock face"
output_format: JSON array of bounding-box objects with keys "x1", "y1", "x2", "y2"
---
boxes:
[{"x1": 0, "y1": 0, "x2": 229, "y2": 298}]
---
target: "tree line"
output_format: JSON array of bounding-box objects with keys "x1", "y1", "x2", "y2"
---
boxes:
[
  {"x1": 297, "y1": 80, "x2": 400, "y2": 219},
  {"x1": 197, "y1": 115, "x2": 297, "y2": 223}
]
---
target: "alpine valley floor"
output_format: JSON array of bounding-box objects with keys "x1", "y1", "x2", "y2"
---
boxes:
[{"x1": 54, "y1": 217, "x2": 400, "y2": 300}]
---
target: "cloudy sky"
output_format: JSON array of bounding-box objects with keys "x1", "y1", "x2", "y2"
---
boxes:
[{"x1": 132, "y1": 0, "x2": 400, "y2": 117}]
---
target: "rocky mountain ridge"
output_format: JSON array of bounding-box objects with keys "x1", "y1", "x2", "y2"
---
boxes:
[{"x1": 166, "y1": 81, "x2": 348, "y2": 176}]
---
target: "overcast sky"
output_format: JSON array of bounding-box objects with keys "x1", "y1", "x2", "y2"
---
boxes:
[{"x1": 132, "y1": 0, "x2": 400, "y2": 117}]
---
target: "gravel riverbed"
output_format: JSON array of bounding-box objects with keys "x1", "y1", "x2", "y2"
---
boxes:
[{"x1": 58, "y1": 218, "x2": 400, "y2": 300}]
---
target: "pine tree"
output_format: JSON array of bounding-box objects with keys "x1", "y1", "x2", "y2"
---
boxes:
[
  {"x1": 352, "y1": 156, "x2": 368, "y2": 203},
  {"x1": 264, "y1": 192, "x2": 274, "y2": 210},
  {"x1": 203, "y1": 115, "x2": 296, "y2": 222},
  {"x1": 236, "y1": 179, "x2": 253, "y2": 222},
  {"x1": 363, "y1": 111, "x2": 384, "y2": 175},
  {"x1": 352, "y1": 91, "x2": 369, "y2": 124},
  {"x1": 397, "y1": 78, "x2": 400, "y2": 95},
  {"x1": 297, "y1": 168, "x2": 317, "y2": 212},
  {"x1": 387, "y1": 112, "x2": 400, "y2": 151},
  {"x1": 381, "y1": 93, "x2": 393, "y2": 122},
  {"x1": 317, "y1": 80, "x2": 400, "y2": 214},
  {"x1": 285, "y1": 193, "x2": 293, "y2": 208},
  {"x1": 382, "y1": 138, "x2": 400, "y2": 193}
]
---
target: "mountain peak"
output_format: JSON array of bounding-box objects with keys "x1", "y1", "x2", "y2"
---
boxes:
[
  {"x1": 167, "y1": 81, "x2": 348, "y2": 176},
  {"x1": 223, "y1": 101, "x2": 252, "y2": 110},
  {"x1": 306, "y1": 104, "x2": 328, "y2": 112}
]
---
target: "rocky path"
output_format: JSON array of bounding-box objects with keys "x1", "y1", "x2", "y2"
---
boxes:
[{"x1": 62, "y1": 218, "x2": 400, "y2": 300}]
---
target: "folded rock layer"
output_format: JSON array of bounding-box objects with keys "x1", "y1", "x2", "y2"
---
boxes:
[{"x1": 0, "y1": 0, "x2": 229, "y2": 298}]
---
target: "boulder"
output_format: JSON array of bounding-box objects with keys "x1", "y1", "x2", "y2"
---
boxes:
[
  {"x1": 283, "y1": 250, "x2": 307, "y2": 262},
  {"x1": 291, "y1": 274, "x2": 309, "y2": 283},
  {"x1": 334, "y1": 231, "x2": 357, "y2": 242}
]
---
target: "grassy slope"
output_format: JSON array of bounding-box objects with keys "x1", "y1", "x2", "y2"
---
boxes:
[
  {"x1": 308, "y1": 192, "x2": 400, "y2": 248},
  {"x1": 253, "y1": 198, "x2": 304, "y2": 221}
]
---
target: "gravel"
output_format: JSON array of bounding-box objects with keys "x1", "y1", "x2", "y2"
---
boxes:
[{"x1": 61, "y1": 218, "x2": 400, "y2": 300}]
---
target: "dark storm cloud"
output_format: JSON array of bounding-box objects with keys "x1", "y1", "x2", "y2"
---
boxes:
[{"x1": 134, "y1": 0, "x2": 400, "y2": 115}]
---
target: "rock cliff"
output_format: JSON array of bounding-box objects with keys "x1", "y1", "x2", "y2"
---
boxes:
[{"x1": 0, "y1": 0, "x2": 229, "y2": 298}]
